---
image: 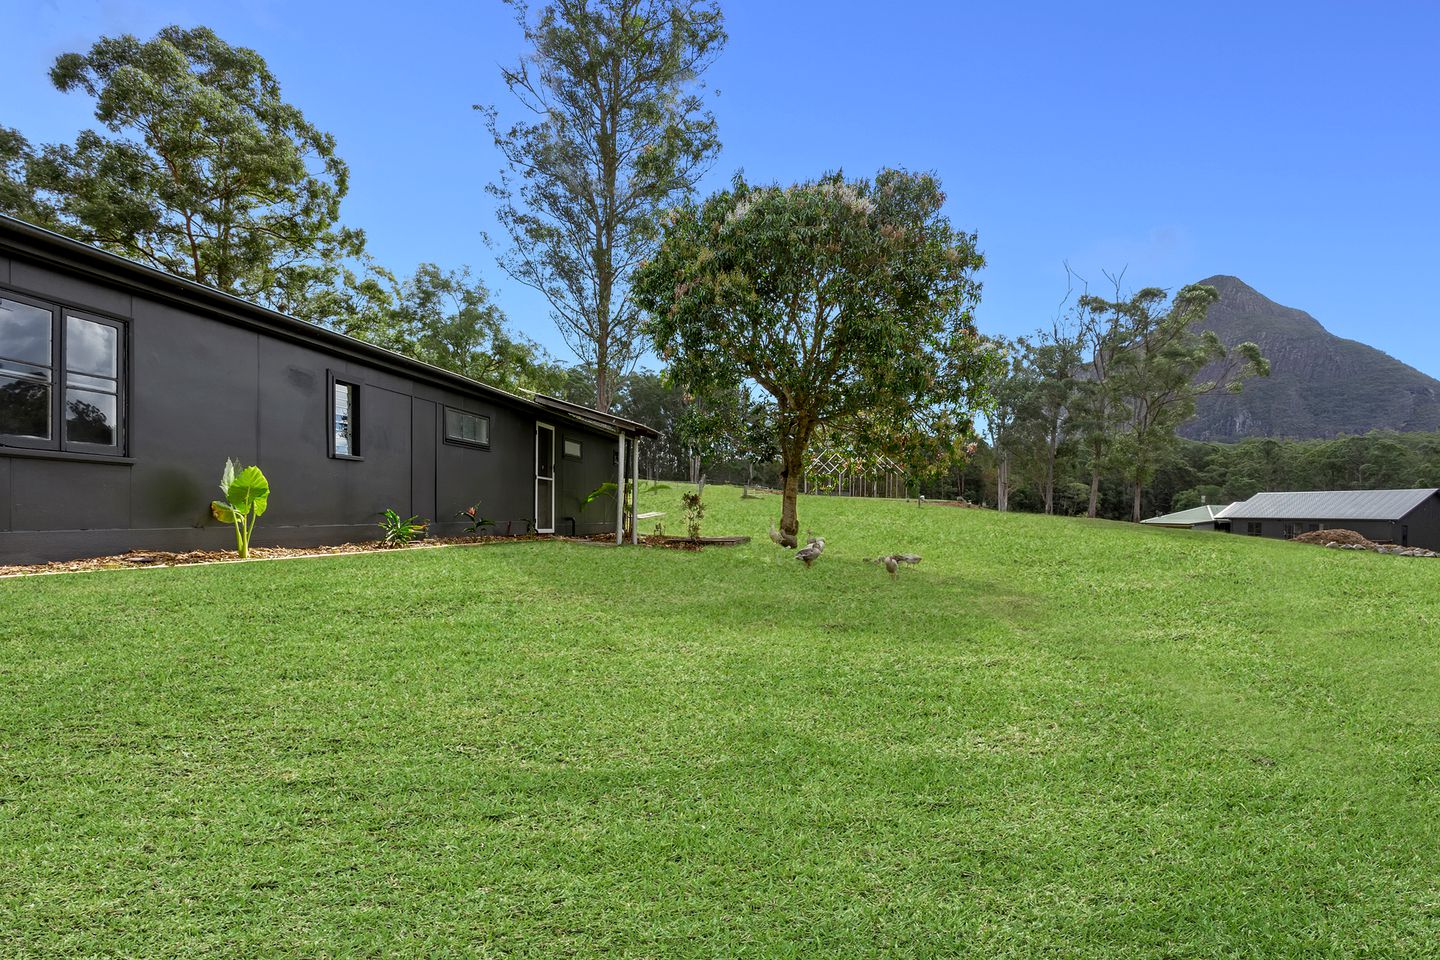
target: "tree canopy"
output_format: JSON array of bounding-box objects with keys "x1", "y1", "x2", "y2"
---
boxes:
[
  {"x1": 23, "y1": 25, "x2": 362, "y2": 323},
  {"x1": 636, "y1": 168, "x2": 998, "y2": 543},
  {"x1": 481, "y1": 0, "x2": 726, "y2": 412}
]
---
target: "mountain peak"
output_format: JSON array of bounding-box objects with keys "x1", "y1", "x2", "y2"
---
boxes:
[{"x1": 1183, "y1": 278, "x2": 1440, "y2": 441}]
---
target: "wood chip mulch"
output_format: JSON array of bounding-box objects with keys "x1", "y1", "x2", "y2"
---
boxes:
[{"x1": 0, "y1": 531, "x2": 750, "y2": 578}]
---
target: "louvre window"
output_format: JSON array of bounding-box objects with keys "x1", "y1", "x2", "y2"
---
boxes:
[{"x1": 331, "y1": 377, "x2": 360, "y2": 458}]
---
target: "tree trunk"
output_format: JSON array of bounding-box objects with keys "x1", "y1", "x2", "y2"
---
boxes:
[
  {"x1": 996, "y1": 452, "x2": 1011, "y2": 513},
  {"x1": 742, "y1": 461, "x2": 754, "y2": 499},
  {"x1": 778, "y1": 450, "x2": 802, "y2": 548},
  {"x1": 1087, "y1": 469, "x2": 1101, "y2": 519},
  {"x1": 1131, "y1": 482, "x2": 1143, "y2": 523},
  {"x1": 594, "y1": 337, "x2": 610, "y2": 414}
]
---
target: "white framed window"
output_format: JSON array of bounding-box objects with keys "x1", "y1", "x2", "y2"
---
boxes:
[{"x1": 330, "y1": 375, "x2": 360, "y2": 459}]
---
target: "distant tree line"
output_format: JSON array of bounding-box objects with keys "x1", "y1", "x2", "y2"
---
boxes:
[
  {"x1": 953, "y1": 430, "x2": 1440, "y2": 521},
  {"x1": 976, "y1": 273, "x2": 1269, "y2": 521}
]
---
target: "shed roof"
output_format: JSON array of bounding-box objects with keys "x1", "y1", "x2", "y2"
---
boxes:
[
  {"x1": 1142, "y1": 504, "x2": 1232, "y2": 526},
  {"x1": 1217, "y1": 489, "x2": 1439, "y2": 521}
]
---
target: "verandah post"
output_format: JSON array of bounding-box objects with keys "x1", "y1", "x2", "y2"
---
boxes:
[
  {"x1": 630, "y1": 437, "x2": 640, "y2": 545},
  {"x1": 615, "y1": 433, "x2": 626, "y2": 545}
]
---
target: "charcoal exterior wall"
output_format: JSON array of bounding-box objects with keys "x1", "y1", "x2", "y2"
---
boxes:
[
  {"x1": 1225, "y1": 495, "x2": 1440, "y2": 550},
  {"x1": 0, "y1": 224, "x2": 635, "y2": 564}
]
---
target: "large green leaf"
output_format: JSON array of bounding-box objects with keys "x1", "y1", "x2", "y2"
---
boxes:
[
  {"x1": 210, "y1": 500, "x2": 239, "y2": 524},
  {"x1": 219, "y1": 457, "x2": 237, "y2": 497},
  {"x1": 226, "y1": 465, "x2": 270, "y2": 519}
]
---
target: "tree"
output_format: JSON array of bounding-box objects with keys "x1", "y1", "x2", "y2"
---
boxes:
[
  {"x1": 1073, "y1": 274, "x2": 1130, "y2": 519},
  {"x1": 1008, "y1": 324, "x2": 1083, "y2": 514},
  {"x1": 678, "y1": 384, "x2": 777, "y2": 496},
  {"x1": 27, "y1": 26, "x2": 362, "y2": 322},
  {"x1": 610, "y1": 370, "x2": 688, "y2": 480},
  {"x1": 981, "y1": 338, "x2": 1022, "y2": 512},
  {"x1": 388, "y1": 264, "x2": 552, "y2": 394},
  {"x1": 0, "y1": 126, "x2": 58, "y2": 227},
  {"x1": 481, "y1": 0, "x2": 726, "y2": 413},
  {"x1": 636, "y1": 168, "x2": 997, "y2": 545},
  {"x1": 1104, "y1": 284, "x2": 1269, "y2": 521}
]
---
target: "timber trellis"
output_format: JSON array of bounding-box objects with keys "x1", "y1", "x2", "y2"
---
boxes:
[{"x1": 803, "y1": 448, "x2": 908, "y2": 499}]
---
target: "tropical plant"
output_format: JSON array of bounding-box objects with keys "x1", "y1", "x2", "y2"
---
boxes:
[
  {"x1": 210, "y1": 459, "x2": 269, "y2": 558},
  {"x1": 377, "y1": 509, "x2": 427, "y2": 547},
  {"x1": 457, "y1": 502, "x2": 495, "y2": 535}
]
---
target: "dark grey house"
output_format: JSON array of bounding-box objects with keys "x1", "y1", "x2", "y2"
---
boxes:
[
  {"x1": 1216, "y1": 488, "x2": 1440, "y2": 549},
  {"x1": 0, "y1": 215, "x2": 657, "y2": 564}
]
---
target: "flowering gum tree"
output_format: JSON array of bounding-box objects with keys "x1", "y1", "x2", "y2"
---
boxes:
[{"x1": 635, "y1": 168, "x2": 1000, "y2": 545}]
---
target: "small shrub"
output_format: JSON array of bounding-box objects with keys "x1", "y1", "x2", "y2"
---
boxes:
[
  {"x1": 378, "y1": 509, "x2": 427, "y2": 547},
  {"x1": 652, "y1": 520, "x2": 666, "y2": 538},
  {"x1": 457, "y1": 503, "x2": 494, "y2": 535},
  {"x1": 210, "y1": 458, "x2": 269, "y2": 558},
  {"x1": 681, "y1": 491, "x2": 704, "y2": 541}
]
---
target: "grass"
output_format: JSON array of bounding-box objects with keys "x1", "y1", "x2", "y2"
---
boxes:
[{"x1": 3, "y1": 486, "x2": 1439, "y2": 958}]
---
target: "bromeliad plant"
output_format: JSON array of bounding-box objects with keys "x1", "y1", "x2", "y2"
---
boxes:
[
  {"x1": 457, "y1": 503, "x2": 495, "y2": 535},
  {"x1": 210, "y1": 459, "x2": 270, "y2": 558}
]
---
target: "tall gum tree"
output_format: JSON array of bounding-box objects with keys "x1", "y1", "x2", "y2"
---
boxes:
[
  {"x1": 27, "y1": 26, "x2": 361, "y2": 322},
  {"x1": 636, "y1": 169, "x2": 999, "y2": 545},
  {"x1": 1103, "y1": 284, "x2": 1270, "y2": 521},
  {"x1": 481, "y1": 0, "x2": 726, "y2": 412}
]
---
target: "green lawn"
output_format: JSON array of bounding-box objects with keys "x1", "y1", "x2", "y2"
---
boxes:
[{"x1": 3, "y1": 487, "x2": 1439, "y2": 958}]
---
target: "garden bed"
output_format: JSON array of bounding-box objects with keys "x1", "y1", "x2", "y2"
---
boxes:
[{"x1": 0, "y1": 532, "x2": 755, "y2": 578}]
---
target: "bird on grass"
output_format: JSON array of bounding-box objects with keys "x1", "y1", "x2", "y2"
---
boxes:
[
  {"x1": 866, "y1": 554, "x2": 922, "y2": 580},
  {"x1": 795, "y1": 541, "x2": 824, "y2": 567},
  {"x1": 768, "y1": 520, "x2": 797, "y2": 549}
]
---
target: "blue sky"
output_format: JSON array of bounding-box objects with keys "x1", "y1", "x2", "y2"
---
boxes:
[{"x1": 3, "y1": 1, "x2": 1438, "y2": 375}]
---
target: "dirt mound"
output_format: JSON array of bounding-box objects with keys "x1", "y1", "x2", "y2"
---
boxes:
[{"x1": 1292, "y1": 528, "x2": 1376, "y2": 549}]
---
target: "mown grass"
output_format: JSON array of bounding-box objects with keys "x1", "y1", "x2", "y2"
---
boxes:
[{"x1": 2, "y1": 486, "x2": 1439, "y2": 958}]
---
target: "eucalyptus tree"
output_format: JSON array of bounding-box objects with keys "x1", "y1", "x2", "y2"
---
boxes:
[
  {"x1": 1105, "y1": 284, "x2": 1269, "y2": 521},
  {"x1": 26, "y1": 26, "x2": 362, "y2": 322},
  {"x1": 481, "y1": 0, "x2": 726, "y2": 412},
  {"x1": 0, "y1": 127, "x2": 57, "y2": 227},
  {"x1": 1009, "y1": 324, "x2": 1084, "y2": 514},
  {"x1": 636, "y1": 168, "x2": 997, "y2": 545},
  {"x1": 1072, "y1": 283, "x2": 1131, "y2": 518}
]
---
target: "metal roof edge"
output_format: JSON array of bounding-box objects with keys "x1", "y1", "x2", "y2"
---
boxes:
[{"x1": 0, "y1": 214, "x2": 658, "y2": 438}]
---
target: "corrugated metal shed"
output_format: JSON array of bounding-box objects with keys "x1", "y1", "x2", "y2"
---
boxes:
[
  {"x1": 1142, "y1": 504, "x2": 1233, "y2": 526},
  {"x1": 1218, "y1": 489, "x2": 1440, "y2": 521}
]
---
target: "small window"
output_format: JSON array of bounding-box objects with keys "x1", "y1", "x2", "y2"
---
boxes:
[
  {"x1": 331, "y1": 377, "x2": 360, "y2": 458},
  {"x1": 444, "y1": 407, "x2": 489, "y2": 448},
  {"x1": 1247, "y1": 522, "x2": 1263, "y2": 536},
  {"x1": 563, "y1": 438, "x2": 582, "y2": 460}
]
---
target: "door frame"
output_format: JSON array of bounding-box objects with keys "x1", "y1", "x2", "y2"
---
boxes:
[{"x1": 535, "y1": 421, "x2": 556, "y2": 534}]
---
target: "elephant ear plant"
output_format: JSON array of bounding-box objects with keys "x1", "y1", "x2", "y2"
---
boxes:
[{"x1": 210, "y1": 459, "x2": 270, "y2": 558}]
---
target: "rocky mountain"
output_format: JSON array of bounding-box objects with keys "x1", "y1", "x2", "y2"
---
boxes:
[{"x1": 1182, "y1": 275, "x2": 1440, "y2": 440}]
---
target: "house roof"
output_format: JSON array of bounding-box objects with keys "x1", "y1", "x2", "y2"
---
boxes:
[
  {"x1": 533, "y1": 393, "x2": 660, "y2": 439},
  {"x1": 1142, "y1": 503, "x2": 1233, "y2": 526},
  {"x1": 1217, "y1": 489, "x2": 1440, "y2": 521},
  {"x1": 0, "y1": 213, "x2": 657, "y2": 438}
]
